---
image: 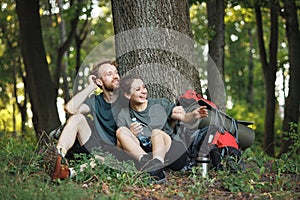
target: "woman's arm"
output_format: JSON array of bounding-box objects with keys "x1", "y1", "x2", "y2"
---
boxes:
[{"x1": 171, "y1": 105, "x2": 208, "y2": 123}]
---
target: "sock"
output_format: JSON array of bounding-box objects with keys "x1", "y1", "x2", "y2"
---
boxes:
[
  {"x1": 56, "y1": 146, "x2": 67, "y2": 157},
  {"x1": 139, "y1": 154, "x2": 148, "y2": 162},
  {"x1": 153, "y1": 156, "x2": 164, "y2": 164}
]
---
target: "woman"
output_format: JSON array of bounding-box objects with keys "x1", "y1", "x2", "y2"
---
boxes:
[{"x1": 116, "y1": 74, "x2": 208, "y2": 183}]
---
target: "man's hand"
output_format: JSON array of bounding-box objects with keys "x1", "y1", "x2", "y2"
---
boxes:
[{"x1": 89, "y1": 75, "x2": 99, "y2": 89}]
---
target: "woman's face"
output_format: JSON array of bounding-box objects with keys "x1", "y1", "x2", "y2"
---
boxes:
[{"x1": 128, "y1": 79, "x2": 147, "y2": 104}]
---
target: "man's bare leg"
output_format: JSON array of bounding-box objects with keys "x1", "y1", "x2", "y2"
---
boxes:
[
  {"x1": 57, "y1": 114, "x2": 92, "y2": 156},
  {"x1": 44, "y1": 114, "x2": 92, "y2": 180}
]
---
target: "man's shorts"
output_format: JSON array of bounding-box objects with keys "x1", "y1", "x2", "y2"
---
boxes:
[{"x1": 67, "y1": 116, "x2": 132, "y2": 162}]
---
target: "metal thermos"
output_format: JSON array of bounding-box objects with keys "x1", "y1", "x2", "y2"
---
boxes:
[{"x1": 198, "y1": 157, "x2": 210, "y2": 177}]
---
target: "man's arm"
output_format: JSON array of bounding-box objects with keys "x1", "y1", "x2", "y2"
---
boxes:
[{"x1": 64, "y1": 75, "x2": 98, "y2": 115}]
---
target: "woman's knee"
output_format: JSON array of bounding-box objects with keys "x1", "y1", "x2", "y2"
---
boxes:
[
  {"x1": 116, "y1": 127, "x2": 131, "y2": 139},
  {"x1": 152, "y1": 129, "x2": 170, "y2": 140},
  {"x1": 151, "y1": 129, "x2": 165, "y2": 136}
]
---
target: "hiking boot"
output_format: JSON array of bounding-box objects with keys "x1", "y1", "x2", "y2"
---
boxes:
[{"x1": 44, "y1": 145, "x2": 70, "y2": 180}]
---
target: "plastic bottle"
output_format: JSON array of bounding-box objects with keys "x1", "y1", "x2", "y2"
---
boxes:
[{"x1": 131, "y1": 117, "x2": 151, "y2": 147}]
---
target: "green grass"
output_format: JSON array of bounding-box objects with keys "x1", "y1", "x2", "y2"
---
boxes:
[{"x1": 0, "y1": 134, "x2": 299, "y2": 200}]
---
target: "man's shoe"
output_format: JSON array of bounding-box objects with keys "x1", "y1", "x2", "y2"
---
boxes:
[{"x1": 44, "y1": 145, "x2": 70, "y2": 180}]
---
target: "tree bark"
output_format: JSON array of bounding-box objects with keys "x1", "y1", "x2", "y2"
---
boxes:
[
  {"x1": 255, "y1": 2, "x2": 279, "y2": 156},
  {"x1": 15, "y1": 0, "x2": 60, "y2": 134},
  {"x1": 206, "y1": 0, "x2": 226, "y2": 111},
  {"x1": 111, "y1": 0, "x2": 202, "y2": 101},
  {"x1": 279, "y1": 0, "x2": 300, "y2": 155}
]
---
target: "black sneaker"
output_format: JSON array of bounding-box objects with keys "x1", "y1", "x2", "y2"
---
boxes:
[
  {"x1": 140, "y1": 158, "x2": 164, "y2": 172},
  {"x1": 138, "y1": 154, "x2": 152, "y2": 169},
  {"x1": 180, "y1": 159, "x2": 197, "y2": 172},
  {"x1": 140, "y1": 158, "x2": 167, "y2": 184},
  {"x1": 149, "y1": 169, "x2": 167, "y2": 184}
]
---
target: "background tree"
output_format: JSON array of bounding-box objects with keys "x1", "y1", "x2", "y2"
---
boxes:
[
  {"x1": 255, "y1": 0, "x2": 279, "y2": 156},
  {"x1": 206, "y1": 0, "x2": 226, "y2": 110},
  {"x1": 279, "y1": 0, "x2": 300, "y2": 154},
  {"x1": 15, "y1": 0, "x2": 60, "y2": 134},
  {"x1": 0, "y1": 1, "x2": 26, "y2": 134}
]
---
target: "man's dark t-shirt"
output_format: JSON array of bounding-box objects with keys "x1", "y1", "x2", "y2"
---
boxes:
[{"x1": 85, "y1": 92, "x2": 125, "y2": 145}]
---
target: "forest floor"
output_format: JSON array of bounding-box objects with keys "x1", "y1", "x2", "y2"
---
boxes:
[
  {"x1": 1, "y1": 135, "x2": 299, "y2": 200},
  {"x1": 78, "y1": 164, "x2": 300, "y2": 200}
]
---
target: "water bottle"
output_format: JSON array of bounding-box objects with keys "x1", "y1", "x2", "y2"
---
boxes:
[{"x1": 131, "y1": 118, "x2": 151, "y2": 147}]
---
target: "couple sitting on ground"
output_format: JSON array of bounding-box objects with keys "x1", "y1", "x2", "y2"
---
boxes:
[{"x1": 44, "y1": 59, "x2": 208, "y2": 183}]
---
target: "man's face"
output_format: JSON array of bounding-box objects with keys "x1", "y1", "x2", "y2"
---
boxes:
[{"x1": 98, "y1": 64, "x2": 120, "y2": 91}]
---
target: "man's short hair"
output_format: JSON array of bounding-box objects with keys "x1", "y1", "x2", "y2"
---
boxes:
[{"x1": 90, "y1": 59, "x2": 117, "y2": 78}]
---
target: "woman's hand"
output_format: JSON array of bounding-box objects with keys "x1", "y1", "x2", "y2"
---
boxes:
[
  {"x1": 172, "y1": 106, "x2": 186, "y2": 115},
  {"x1": 192, "y1": 106, "x2": 208, "y2": 119},
  {"x1": 129, "y1": 122, "x2": 143, "y2": 136},
  {"x1": 171, "y1": 106, "x2": 186, "y2": 121}
]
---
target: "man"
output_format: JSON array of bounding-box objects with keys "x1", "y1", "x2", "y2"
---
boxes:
[
  {"x1": 44, "y1": 59, "x2": 124, "y2": 180},
  {"x1": 116, "y1": 75, "x2": 208, "y2": 183}
]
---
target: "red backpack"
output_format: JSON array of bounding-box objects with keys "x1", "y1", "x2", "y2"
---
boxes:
[
  {"x1": 177, "y1": 89, "x2": 217, "y2": 109},
  {"x1": 178, "y1": 90, "x2": 241, "y2": 172}
]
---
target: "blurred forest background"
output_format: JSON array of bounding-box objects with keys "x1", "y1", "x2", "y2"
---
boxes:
[{"x1": 0, "y1": 0, "x2": 299, "y2": 159}]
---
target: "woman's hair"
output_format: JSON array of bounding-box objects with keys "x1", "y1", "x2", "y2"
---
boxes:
[
  {"x1": 90, "y1": 59, "x2": 117, "y2": 78},
  {"x1": 119, "y1": 74, "x2": 143, "y2": 94}
]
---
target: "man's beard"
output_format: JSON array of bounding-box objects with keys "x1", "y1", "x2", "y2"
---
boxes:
[{"x1": 103, "y1": 80, "x2": 119, "y2": 92}]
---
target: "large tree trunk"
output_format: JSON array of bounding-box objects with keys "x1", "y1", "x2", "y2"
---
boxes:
[
  {"x1": 255, "y1": 1, "x2": 279, "y2": 156},
  {"x1": 206, "y1": 0, "x2": 226, "y2": 111},
  {"x1": 111, "y1": 0, "x2": 202, "y2": 101},
  {"x1": 279, "y1": 0, "x2": 300, "y2": 155},
  {"x1": 15, "y1": 0, "x2": 60, "y2": 134}
]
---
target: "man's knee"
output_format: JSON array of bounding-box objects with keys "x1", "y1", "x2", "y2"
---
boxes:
[{"x1": 67, "y1": 114, "x2": 87, "y2": 124}]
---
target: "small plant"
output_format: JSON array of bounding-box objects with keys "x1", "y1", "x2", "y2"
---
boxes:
[
  {"x1": 275, "y1": 123, "x2": 300, "y2": 175},
  {"x1": 283, "y1": 123, "x2": 299, "y2": 159}
]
